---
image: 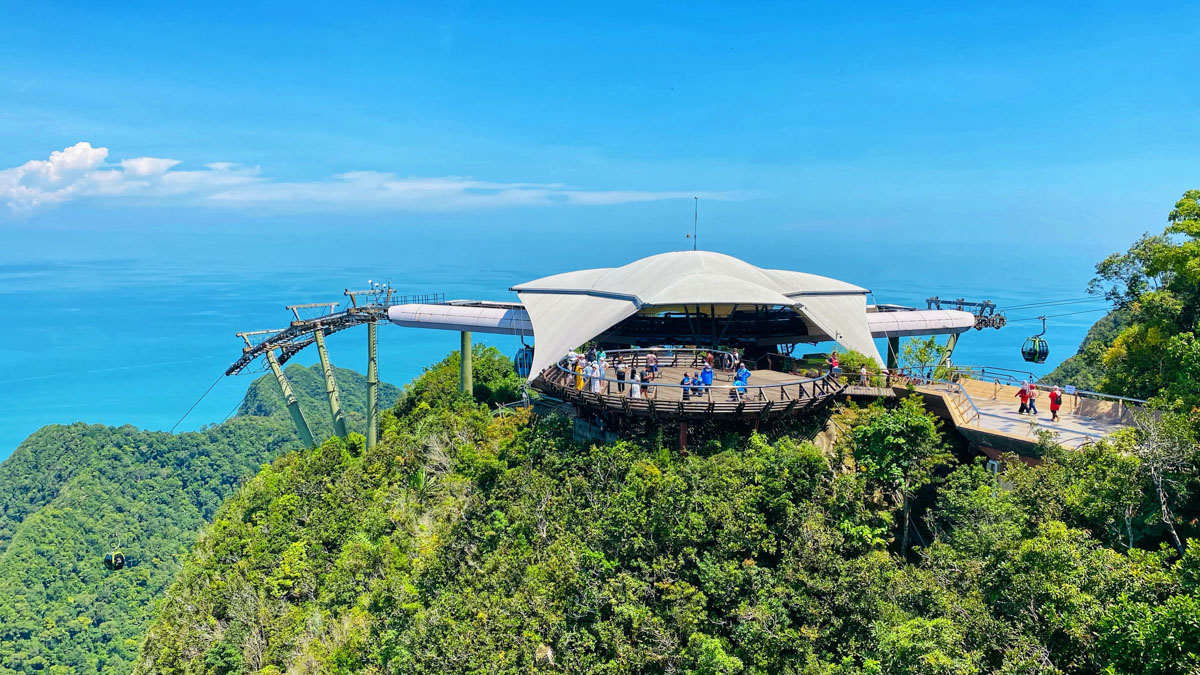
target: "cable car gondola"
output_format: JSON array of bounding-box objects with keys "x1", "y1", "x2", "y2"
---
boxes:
[
  {"x1": 513, "y1": 345, "x2": 534, "y2": 378},
  {"x1": 1021, "y1": 316, "x2": 1050, "y2": 364},
  {"x1": 104, "y1": 536, "x2": 125, "y2": 570}
]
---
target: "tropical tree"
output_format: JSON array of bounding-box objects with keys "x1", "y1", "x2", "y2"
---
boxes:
[
  {"x1": 851, "y1": 396, "x2": 950, "y2": 553},
  {"x1": 1124, "y1": 410, "x2": 1198, "y2": 554}
]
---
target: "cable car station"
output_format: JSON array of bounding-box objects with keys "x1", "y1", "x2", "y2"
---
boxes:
[{"x1": 224, "y1": 251, "x2": 1139, "y2": 456}]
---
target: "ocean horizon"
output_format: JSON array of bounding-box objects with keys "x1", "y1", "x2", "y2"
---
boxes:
[{"x1": 0, "y1": 220, "x2": 1119, "y2": 459}]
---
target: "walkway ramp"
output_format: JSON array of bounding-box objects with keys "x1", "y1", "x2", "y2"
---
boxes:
[{"x1": 909, "y1": 377, "x2": 1134, "y2": 455}]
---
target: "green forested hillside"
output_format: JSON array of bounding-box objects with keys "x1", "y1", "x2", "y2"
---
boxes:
[
  {"x1": 236, "y1": 363, "x2": 401, "y2": 438},
  {"x1": 0, "y1": 364, "x2": 397, "y2": 674},
  {"x1": 136, "y1": 349, "x2": 1200, "y2": 674},
  {"x1": 1042, "y1": 309, "x2": 1127, "y2": 391}
]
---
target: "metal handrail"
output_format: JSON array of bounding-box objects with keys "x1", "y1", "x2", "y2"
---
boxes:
[
  {"x1": 593, "y1": 346, "x2": 738, "y2": 371},
  {"x1": 946, "y1": 365, "x2": 1148, "y2": 405},
  {"x1": 910, "y1": 375, "x2": 983, "y2": 426}
]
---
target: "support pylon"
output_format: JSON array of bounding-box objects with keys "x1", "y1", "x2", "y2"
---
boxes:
[
  {"x1": 460, "y1": 331, "x2": 473, "y2": 397},
  {"x1": 313, "y1": 329, "x2": 348, "y2": 438},
  {"x1": 366, "y1": 322, "x2": 378, "y2": 450},
  {"x1": 887, "y1": 336, "x2": 900, "y2": 371},
  {"x1": 939, "y1": 333, "x2": 960, "y2": 368},
  {"x1": 265, "y1": 349, "x2": 315, "y2": 448}
]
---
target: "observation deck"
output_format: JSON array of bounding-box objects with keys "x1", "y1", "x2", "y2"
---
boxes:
[{"x1": 532, "y1": 348, "x2": 844, "y2": 421}]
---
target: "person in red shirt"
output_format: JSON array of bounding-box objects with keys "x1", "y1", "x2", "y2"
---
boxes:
[
  {"x1": 1015, "y1": 382, "x2": 1031, "y2": 414},
  {"x1": 1049, "y1": 386, "x2": 1063, "y2": 422}
]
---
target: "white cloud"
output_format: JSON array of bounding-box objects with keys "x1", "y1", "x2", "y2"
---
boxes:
[{"x1": 1, "y1": 142, "x2": 728, "y2": 214}]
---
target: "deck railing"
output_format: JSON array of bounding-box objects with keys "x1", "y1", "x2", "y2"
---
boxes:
[
  {"x1": 546, "y1": 347, "x2": 841, "y2": 405},
  {"x1": 944, "y1": 365, "x2": 1148, "y2": 407}
]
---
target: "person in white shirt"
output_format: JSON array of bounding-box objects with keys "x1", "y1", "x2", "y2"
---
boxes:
[{"x1": 582, "y1": 361, "x2": 595, "y2": 391}]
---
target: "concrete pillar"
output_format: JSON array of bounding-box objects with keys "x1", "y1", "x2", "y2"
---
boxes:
[
  {"x1": 460, "y1": 331, "x2": 473, "y2": 397},
  {"x1": 313, "y1": 330, "x2": 348, "y2": 438},
  {"x1": 367, "y1": 322, "x2": 378, "y2": 450},
  {"x1": 678, "y1": 421, "x2": 689, "y2": 454},
  {"x1": 265, "y1": 349, "x2": 315, "y2": 448}
]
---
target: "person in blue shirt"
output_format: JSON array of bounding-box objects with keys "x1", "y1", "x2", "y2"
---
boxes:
[
  {"x1": 736, "y1": 363, "x2": 751, "y2": 386},
  {"x1": 691, "y1": 372, "x2": 703, "y2": 398},
  {"x1": 701, "y1": 363, "x2": 714, "y2": 388},
  {"x1": 680, "y1": 373, "x2": 692, "y2": 400},
  {"x1": 731, "y1": 363, "x2": 750, "y2": 399}
]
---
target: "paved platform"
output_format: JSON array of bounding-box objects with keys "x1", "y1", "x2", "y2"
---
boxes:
[
  {"x1": 537, "y1": 358, "x2": 1134, "y2": 452},
  {"x1": 915, "y1": 381, "x2": 1129, "y2": 449}
]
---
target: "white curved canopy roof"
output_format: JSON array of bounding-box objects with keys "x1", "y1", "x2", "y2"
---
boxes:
[{"x1": 511, "y1": 251, "x2": 882, "y2": 379}]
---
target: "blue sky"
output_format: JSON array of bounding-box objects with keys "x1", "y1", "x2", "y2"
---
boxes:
[
  {"x1": 2, "y1": 1, "x2": 1197, "y2": 248},
  {"x1": 0, "y1": 2, "x2": 1197, "y2": 452}
]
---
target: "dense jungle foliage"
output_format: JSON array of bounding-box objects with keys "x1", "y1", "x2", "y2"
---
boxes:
[
  {"x1": 1047, "y1": 189, "x2": 1200, "y2": 409},
  {"x1": 1041, "y1": 310, "x2": 1128, "y2": 391},
  {"x1": 15, "y1": 190, "x2": 1200, "y2": 673},
  {"x1": 0, "y1": 364, "x2": 398, "y2": 675},
  {"x1": 136, "y1": 343, "x2": 1200, "y2": 674}
]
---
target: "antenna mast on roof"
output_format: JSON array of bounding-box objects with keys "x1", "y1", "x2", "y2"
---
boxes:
[
  {"x1": 691, "y1": 195, "x2": 700, "y2": 251},
  {"x1": 685, "y1": 196, "x2": 698, "y2": 251}
]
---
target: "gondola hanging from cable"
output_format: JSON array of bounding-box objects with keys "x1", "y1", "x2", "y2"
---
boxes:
[
  {"x1": 1020, "y1": 316, "x2": 1050, "y2": 364},
  {"x1": 513, "y1": 344, "x2": 534, "y2": 378}
]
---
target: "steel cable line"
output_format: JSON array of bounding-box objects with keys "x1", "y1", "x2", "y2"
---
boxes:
[
  {"x1": 1001, "y1": 296, "x2": 1106, "y2": 310},
  {"x1": 168, "y1": 372, "x2": 225, "y2": 433},
  {"x1": 1006, "y1": 307, "x2": 1112, "y2": 322},
  {"x1": 221, "y1": 388, "x2": 251, "y2": 424}
]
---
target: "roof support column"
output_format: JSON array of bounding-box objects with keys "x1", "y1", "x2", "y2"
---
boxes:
[
  {"x1": 367, "y1": 322, "x2": 378, "y2": 450},
  {"x1": 460, "y1": 330, "x2": 473, "y2": 397},
  {"x1": 711, "y1": 304, "x2": 717, "y2": 349},
  {"x1": 265, "y1": 349, "x2": 316, "y2": 448},
  {"x1": 887, "y1": 336, "x2": 900, "y2": 371},
  {"x1": 314, "y1": 329, "x2": 348, "y2": 438}
]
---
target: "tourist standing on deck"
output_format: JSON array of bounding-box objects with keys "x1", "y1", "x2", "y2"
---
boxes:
[
  {"x1": 701, "y1": 361, "x2": 714, "y2": 391},
  {"x1": 826, "y1": 349, "x2": 840, "y2": 374},
  {"x1": 574, "y1": 360, "x2": 585, "y2": 390},
  {"x1": 735, "y1": 363, "x2": 751, "y2": 398},
  {"x1": 1027, "y1": 384, "x2": 1039, "y2": 416},
  {"x1": 615, "y1": 357, "x2": 627, "y2": 393},
  {"x1": 859, "y1": 365, "x2": 869, "y2": 386},
  {"x1": 566, "y1": 351, "x2": 580, "y2": 385},
  {"x1": 681, "y1": 373, "x2": 692, "y2": 400},
  {"x1": 692, "y1": 372, "x2": 703, "y2": 398},
  {"x1": 582, "y1": 360, "x2": 595, "y2": 392},
  {"x1": 629, "y1": 371, "x2": 641, "y2": 398},
  {"x1": 646, "y1": 351, "x2": 659, "y2": 379},
  {"x1": 1016, "y1": 382, "x2": 1030, "y2": 414},
  {"x1": 1049, "y1": 386, "x2": 1063, "y2": 422}
]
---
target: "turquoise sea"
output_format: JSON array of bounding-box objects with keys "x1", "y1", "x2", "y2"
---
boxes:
[{"x1": 0, "y1": 216, "x2": 1119, "y2": 459}]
